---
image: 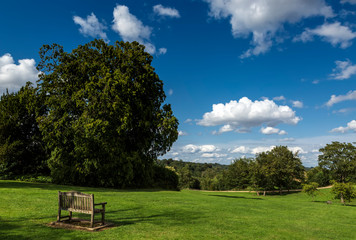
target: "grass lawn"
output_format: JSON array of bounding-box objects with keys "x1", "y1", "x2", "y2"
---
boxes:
[{"x1": 1, "y1": 180, "x2": 356, "y2": 239}]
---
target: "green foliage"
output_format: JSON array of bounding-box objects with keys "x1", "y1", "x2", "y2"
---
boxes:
[
  {"x1": 306, "y1": 166, "x2": 331, "y2": 186},
  {"x1": 152, "y1": 165, "x2": 179, "y2": 190},
  {"x1": 37, "y1": 40, "x2": 178, "y2": 188},
  {"x1": 0, "y1": 83, "x2": 48, "y2": 177},
  {"x1": 302, "y1": 182, "x2": 319, "y2": 201},
  {"x1": 222, "y1": 158, "x2": 252, "y2": 190},
  {"x1": 318, "y1": 142, "x2": 356, "y2": 183},
  {"x1": 178, "y1": 165, "x2": 201, "y2": 189},
  {"x1": 252, "y1": 146, "x2": 305, "y2": 193},
  {"x1": 331, "y1": 181, "x2": 356, "y2": 205},
  {"x1": 158, "y1": 159, "x2": 228, "y2": 190}
]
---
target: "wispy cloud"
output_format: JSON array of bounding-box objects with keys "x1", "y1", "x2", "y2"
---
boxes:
[
  {"x1": 326, "y1": 90, "x2": 356, "y2": 107},
  {"x1": 153, "y1": 4, "x2": 180, "y2": 18},
  {"x1": 73, "y1": 13, "x2": 108, "y2": 41},
  {"x1": 329, "y1": 59, "x2": 356, "y2": 80},
  {"x1": 295, "y1": 22, "x2": 356, "y2": 48}
]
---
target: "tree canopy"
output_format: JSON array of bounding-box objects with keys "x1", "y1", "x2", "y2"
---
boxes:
[
  {"x1": 253, "y1": 146, "x2": 305, "y2": 193},
  {"x1": 318, "y1": 142, "x2": 356, "y2": 183},
  {"x1": 0, "y1": 83, "x2": 48, "y2": 177},
  {"x1": 37, "y1": 39, "x2": 178, "y2": 187}
]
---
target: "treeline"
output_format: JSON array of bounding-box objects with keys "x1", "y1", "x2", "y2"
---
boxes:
[{"x1": 160, "y1": 142, "x2": 356, "y2": 194}]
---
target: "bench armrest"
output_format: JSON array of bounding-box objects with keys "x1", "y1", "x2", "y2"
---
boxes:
[{"x1": 94, "y1": 202, "x2": 107, "y2": 206}]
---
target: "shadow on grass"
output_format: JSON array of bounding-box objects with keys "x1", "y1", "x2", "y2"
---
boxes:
[{"x1": 208, "y1": 194, "x2": 263, "y2": 200}]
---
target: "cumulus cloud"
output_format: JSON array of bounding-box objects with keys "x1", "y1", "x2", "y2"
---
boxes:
[
  {"x1": 112, "y1": 5, "x2": 156, "y2": 54},
  {"x1": 73, "y1": 13, "x2": 108, "y2": 41},
  {"x1": 288, "y1": 146, "x2": 307, "y2": 154},
  {"x1": 205, "y1": 0, "x2": 333, "y2": 58},
  {"x1": 330, "y1": 59, "x2": 356, "y2": 80},
  {"x1": 330, "y1": 120, "x2": 356, "y2": 133},
  {"x1": 198, "y1": 97, "x2": 301, "y2": 133},
  {"x1": 292, "y1": 100, "x2": 303, "y2": 108},
  {"x1": 251, "y1": 146, "x2": 275, "y2": 155},
  {"x1": 260, "y1": 127, "x2": 287, "y2": 135},
  {"x1": 0, "y1": 54, "x2": 39, "y2": 93},
  {"x1": 231, "y1": 146, "x2": 249, "y2": 154},
  {"x1": 182, "y1": 144, "x2": 217, "y2": 153},
  {"x1": 295, "y1": 22, "x2": 356, "y2": 48},
  {"x1": 153, "y1": 4, "x2": 180, "y2": 18},
  {"x1": 326, "y1": 90, "x2": 356, "y2": 107}
]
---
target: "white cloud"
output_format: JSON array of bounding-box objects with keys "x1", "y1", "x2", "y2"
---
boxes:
[
  {"x1": 279, "y1": 138, "x2": 295, "y2": 142},
  {"x1": 292, "y1": 100, "x2": 303, "y2": 108},
  {"x1": 0, "y1": 54, "x2": 39, "y2": 93},
  {"x1": 112, "y1": 5, "x2": 156, "y2": 54},
  {"x1": 288, "y1": 146, "x2": 307, "y2": 154},
  {"x1": 184, "y1": 118, "x2": 193, "y2": 123},
  {"x1": 159, "y1": 48, "x2": 167, "y2": 55},
  {"x1": 201, "y1": 153, "x2": 227, "y2": 158},
  {"x1": 182, "y1": 144, "x2": 217, "y2": 153},
  {"x1": 260, "y1": 127, "x2": 287, "y2": 135},
  {"x1": 341, "y1": 0, "x2": 356, "y2": 4},
  {"x1": 251, "y1": 146, "x2": 275, "y2": 155},
  {"x1": 231, "y1": 146, "x2": 249, "y2": 154},
  {"x1": 295, "y1": 22, "x2": 356, "y2": 48},
  {"x1": 205, "y1": 0, "x2": 333, "y2": 58},
  {"x1": 212, "y1": 124, "x2": 235, "y2": 135},
  {"x1": 326, "y1": 90, "x2": 356, "y2": 107},
  {"x1": 330, "y1": 59, "x2": 356, "y2": 80},
  {"x1": 198, "y1": 97, "x2": 301, "y2": 132},
  {"x1": 330, "y1": 120, "x2": 356, "y2": 133},
  {"x1": 273, "y1": 96, "x2": 286, "y2": 101},
  {"x1": 178, "y1": 131, "x2": 188, "y2": 136},
  {"x1": 153, "y1": 4, "x2": 180, "y2": 18},
  {"x1": 73, "y1": 13, "x2": 108, "y2": 41}
]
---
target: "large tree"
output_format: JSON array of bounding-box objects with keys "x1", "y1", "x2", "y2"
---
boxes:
[
  {"x1": 37, "y1": 40, "x2": 178, "y2": 187},
  {"x1": 0, "y1": 83, "x2": 48, "y2": 177},
  {"x1": 318, "y1": 141, "x2": 356, "y2": 183},
  {"x1": 253, "y1": 146, "x2": 305, "y2": 194}
]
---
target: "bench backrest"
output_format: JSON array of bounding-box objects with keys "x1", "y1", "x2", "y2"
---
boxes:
[{"x1": 58, "y1": 191, "x2": 94, "y2": 214}]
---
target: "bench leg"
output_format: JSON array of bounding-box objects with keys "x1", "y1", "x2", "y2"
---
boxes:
[
  {"x1": 91, "y1": 213, "x2": 94, "y2": 228},
  {"x1": 69, "y1": 211, "x2": 72, "y2": 222},
  {"x1": 101, "y1": 205, "x2": 105, "y2": 225},
  {"x1": 57, "y1": 208, "x2": 61, "y2": 222}
]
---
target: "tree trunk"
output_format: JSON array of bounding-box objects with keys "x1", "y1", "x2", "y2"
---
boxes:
[
  {"x1": 263, "y1": 190, "x2": 266, "y2": 196},
  {"x1": 341, "y1": 193, "x2": 345, "y2": 206},
  {"x1": 256, "y1": 191, "x2": 260, "y2": 196}
]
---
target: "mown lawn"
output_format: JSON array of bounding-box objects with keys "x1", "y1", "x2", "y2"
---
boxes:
[{"x1": 0, "y1": 180, "x2": 356, "y2": 240}]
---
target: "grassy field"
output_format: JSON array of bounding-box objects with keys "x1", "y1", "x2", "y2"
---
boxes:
[{"x1": 1, "y1": 180, "x2": 356, "y2": 239}]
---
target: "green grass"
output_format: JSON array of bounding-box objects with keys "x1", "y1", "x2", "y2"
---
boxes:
[{"x1": 1, "y1": 180, "x2": 356, "y2": 239}]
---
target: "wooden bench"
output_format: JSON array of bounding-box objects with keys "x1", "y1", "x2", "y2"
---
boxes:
[{"x1": 57, "y1": 191, "x2": 107, "y2": 228}]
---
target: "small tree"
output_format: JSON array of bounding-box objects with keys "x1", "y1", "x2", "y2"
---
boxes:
[
  {"x1": 331, "y1": 181, "x2": 356, "y2": 205},
  {"x1": 302, "y1": 182, "x2": 319, "y2": 201}
]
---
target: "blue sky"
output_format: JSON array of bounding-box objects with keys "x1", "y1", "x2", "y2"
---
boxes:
[{"x1": 1, "y1": 0, "x2": 356, "y2": 166}]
